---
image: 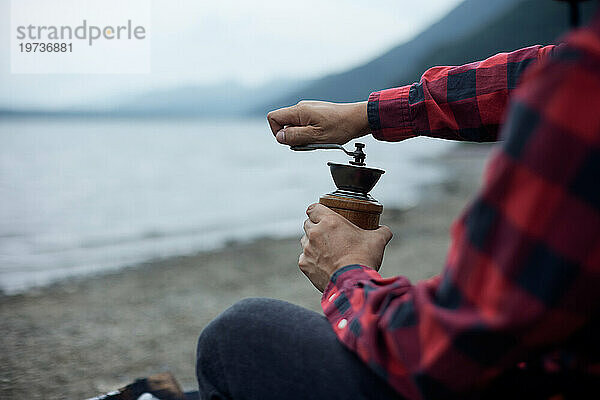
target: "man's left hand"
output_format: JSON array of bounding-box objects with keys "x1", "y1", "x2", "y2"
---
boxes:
[{"x1": 300, "y1": 203, "x2": 393, "y2": 292}]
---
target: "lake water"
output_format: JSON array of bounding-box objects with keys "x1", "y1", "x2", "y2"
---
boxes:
[{"x1": 0, "y1": 117, "x2": 452, "y2": 294}]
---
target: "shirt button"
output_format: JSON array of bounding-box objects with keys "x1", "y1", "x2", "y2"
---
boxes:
[
  {"x1": 337, "y1": 319, "x2": 348, "y2": 329},
  {"x1": 328, "y1": 293, "x2": 337, "y2": 303}
]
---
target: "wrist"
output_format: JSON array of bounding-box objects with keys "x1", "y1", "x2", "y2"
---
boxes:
[
  {"x1": 333, "y1": 256, "x2": 373, "y2": 273},
  {"x1": 345, "y1": 101, "x2": 370, "y2": 139}
]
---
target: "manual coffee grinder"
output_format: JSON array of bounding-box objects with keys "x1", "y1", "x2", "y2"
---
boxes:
[{"x1": 291, "y1": 143, "x2": 385, "y2": 230}]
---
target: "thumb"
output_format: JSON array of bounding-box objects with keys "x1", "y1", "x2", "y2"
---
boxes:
[
  {"x1": 306, "y1": 203, "x2": 333, "y2": 223},
  {"x1": 278, "y1": 126, "x2": 318, "y2": 146}
]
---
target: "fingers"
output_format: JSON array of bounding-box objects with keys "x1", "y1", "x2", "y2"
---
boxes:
[
  {"x1": 266, "y1": 105, "x2": 300, "y2": 137},
  {"x1": 303, "y1": 218, "x2": 315, "y2": 235},
  {"x1": 298, "y1": 252, "x2": 307, "y2": 269},
  {"x1": 278, "y1": 125, "x2": 319, "y2": 146},
  {"x1": 267, "y1": 102, "x2": 323, "y2": 145},
  {"x1": 300, "y1": 234, "x2": 308, "y2": 249},
  {"x1": 306, "y1": 203, "x2": 334, "y2": 223}
]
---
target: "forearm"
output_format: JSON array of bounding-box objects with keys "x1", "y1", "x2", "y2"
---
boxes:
[{"x1": 367, "y1": 45, "x2": 556, "y2": 142}]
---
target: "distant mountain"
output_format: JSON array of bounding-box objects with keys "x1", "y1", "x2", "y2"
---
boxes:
[
  {"x1": 111, "y1": 79, "x2": 304, "y2": 117},
  {"x1": 114, "y1": 0, "x2": 523, "y2": 117},
  {"x1": 259, "y1": 0, "x2": 522, "y2": 110},
  {"x1": 4, "y1": 0, "x2": 596, "y2": 119},
  {"x1": 395, "y1": 0, "x2": 598, "y2": 88},
  {"x1": 0, "y1": 79, "x2": 304, "y2": 118},
  {"x1": 260, "y1": 0, "x2": 597, "y2": 113}
]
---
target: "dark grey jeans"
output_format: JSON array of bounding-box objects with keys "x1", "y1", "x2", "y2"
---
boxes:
[{"x1": 195, "y1": 298, "x2": 401, "y2": 400}]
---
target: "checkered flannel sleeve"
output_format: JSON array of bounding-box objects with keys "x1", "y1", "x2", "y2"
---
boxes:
[
  {"x1": 322, "y1": 25, "x2": 600, "y2": 400},
  {"x1": 367, "y1": 45, "x2": 556, "y2": 142}
]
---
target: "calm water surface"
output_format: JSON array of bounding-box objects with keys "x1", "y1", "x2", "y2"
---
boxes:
[{"x1": 0, "y1": 117, "x2": 452, "y2": 293}]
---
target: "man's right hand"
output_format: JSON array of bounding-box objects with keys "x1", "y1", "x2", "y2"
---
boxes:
[{"x1": 266, "y1": 100, "x2": 370, "y2": 146}]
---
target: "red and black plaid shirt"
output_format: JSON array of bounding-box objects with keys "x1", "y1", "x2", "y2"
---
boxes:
[{"x1": 322, "y1": 10, "x2": 600, "y2": 400}]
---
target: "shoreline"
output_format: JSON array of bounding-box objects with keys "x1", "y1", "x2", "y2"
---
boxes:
[{"x1": 0, "y1": 142, "x2": 493, "y2": 399}]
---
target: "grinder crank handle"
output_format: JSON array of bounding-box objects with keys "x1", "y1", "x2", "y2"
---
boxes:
[
  {"x1": 290, "y1": 143, "x2": 366, "y2": 166},
  {"x1": 290, "y1": 143, "x2": 347, "y2": 152}
]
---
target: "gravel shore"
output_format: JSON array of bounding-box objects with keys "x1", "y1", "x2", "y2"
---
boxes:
[{"x1": 0, "y1": 142, "x2": 493, "y2": 399}]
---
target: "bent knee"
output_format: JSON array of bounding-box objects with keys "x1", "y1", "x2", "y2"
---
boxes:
[{"x1": 197, "y1": 298, "x2": 275, "y2": 358}]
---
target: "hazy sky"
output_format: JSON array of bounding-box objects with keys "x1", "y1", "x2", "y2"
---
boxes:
[{"x1": 1, "y1": 0, "x2": 464, "y2": 109}]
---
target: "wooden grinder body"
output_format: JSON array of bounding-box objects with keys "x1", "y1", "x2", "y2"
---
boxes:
[{"x1": 319, "y1": 194, "x2": 383, "y2": 230}]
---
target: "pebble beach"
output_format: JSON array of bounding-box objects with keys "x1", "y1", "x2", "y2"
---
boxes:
[{"x1": 0, "y1": 143, "x2": 493, "y2": 399}]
